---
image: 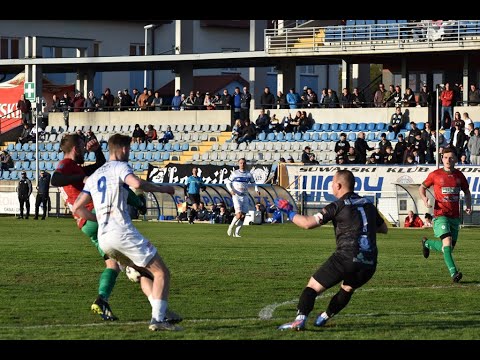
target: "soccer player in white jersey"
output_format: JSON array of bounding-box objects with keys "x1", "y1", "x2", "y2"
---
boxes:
[
  {"x1": 72, "y1": 134, "x2": 181, "y2": 331},
  {"x1": 225, "y1": 158, "x2": 260, "y2": 237}
]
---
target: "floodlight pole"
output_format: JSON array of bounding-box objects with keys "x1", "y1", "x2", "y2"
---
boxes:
[
  {"x1": 35, "y1": 97, "x2": 39, "y2": 184},
  {"x1": 144, "y1": 24, "x2": 155, "y2": 89}
]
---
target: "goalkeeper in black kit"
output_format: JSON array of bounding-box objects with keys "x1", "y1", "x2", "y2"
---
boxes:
[{"x1": 276, "y1": 169, "x2": 388, "y2": 331}]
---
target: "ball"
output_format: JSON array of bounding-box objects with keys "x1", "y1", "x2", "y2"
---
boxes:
[{"x1": 125, "y1": 266, "x2": 141, "y2": 283}]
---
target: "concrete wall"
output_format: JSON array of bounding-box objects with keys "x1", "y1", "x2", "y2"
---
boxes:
[{"x1": 48, "y1": 110, "x2": 232, "y2": 128}]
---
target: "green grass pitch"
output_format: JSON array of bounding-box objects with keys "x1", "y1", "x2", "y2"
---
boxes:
[{"x1": 0, "y1": 216, "x2": 479, "y2": 340}]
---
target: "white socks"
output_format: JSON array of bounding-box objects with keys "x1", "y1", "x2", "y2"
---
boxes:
[{"x1": 151, "y1": 299, "x2": 168, "y2": 322}]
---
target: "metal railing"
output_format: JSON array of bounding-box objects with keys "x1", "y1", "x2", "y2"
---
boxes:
[{"x1": 265, "y1": 20, "x2": 480, "y2": 53}]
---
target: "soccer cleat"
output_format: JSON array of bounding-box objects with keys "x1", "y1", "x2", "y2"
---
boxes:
[
  {"x1": 91, "y1": 297, "x2": 118, "y2": 321},
  {"x1": 314, "y1": 315, "x2": 329, "y2": 327},
  {"x1": 149, "y1": 319, "x2": 183, "y2": 331},
  {"x1": 422, "y1": 237, "x2": 430, "y2": 259},
  {"x1": 233, "y1": 233, "x2": 242, "y2": 237},
  {"x1": 278, "y1": 318, "x2": 306, "y2": 331},
  {"x1": 165, "y1": 309, "x2": 183, "y2": 324},
  {"x1": 227, "y1": 227, "x2": 233, "y2": 236},
  {"x1": 137, "y1": 195, "x2": 147, "y2": 215},
  {"x1": 452, "y1": 271, "x2": 463, "y2": 283}
]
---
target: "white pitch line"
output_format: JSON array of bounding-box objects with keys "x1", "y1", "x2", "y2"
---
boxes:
[{"x1": 258, "y1": 283, "x2": 480, "y2": 319}]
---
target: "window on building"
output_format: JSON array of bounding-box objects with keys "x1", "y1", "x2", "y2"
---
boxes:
[
  {"x1": 299, "y1": 65, "x2": 315, "y2": 74},
  {"x1": 94, "y1": 43, "x2": 100, "y2": 57},
  {"x1": 0, "y1": 38, "x2": 19, "y2": 59},
  {"x1": 130, "y1": 44, "x2": 145, "y2": 56}
]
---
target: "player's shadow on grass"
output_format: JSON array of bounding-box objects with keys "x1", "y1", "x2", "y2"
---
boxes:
[{"x1": 458, "y1": 280, "x2": 480, "y2": 285}]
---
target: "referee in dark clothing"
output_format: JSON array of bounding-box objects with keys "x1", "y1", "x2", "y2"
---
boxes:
[
  {"x1": 34, "y1": 170, "x2": 51, "y2": 220},
  {"x1": 276, "y1": 169, "x2": 388, "y2": 331},
  {"x1": 17, "y1": 171, "x2": 32, "y2": 219}
]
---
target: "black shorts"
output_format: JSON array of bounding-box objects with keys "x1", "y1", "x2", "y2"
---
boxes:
[
  {"x1": 313, "y1": 252, "x2": 376, "y2": 290},
  {"x1": 188, "y1": 193, "x2": 201, "y2": 206}
]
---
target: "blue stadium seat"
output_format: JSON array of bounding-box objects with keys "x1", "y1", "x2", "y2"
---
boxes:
[
  {"x1": 162, "y1": 152, "x2": 170, "y2": 161},
  {"x1": 347, "y1": 123, "x2": 357, "y2": 132},
  {"x1": 339, "y1": 123, "x2": 349, "y2": 131},
  {"x1": 173, "y1": 143, "x2": 181, "y2": 151},
  {"x1": 347, "y1": 133, "x2": 357, "y2": 142},
  {"x1": 46, "y1": 162, "x2": 55, "y2": 171},
  {"x1": 141, "y1": 162, "x2": 149, "y2": 171},
  {"x1": 101, "y1": 142, "x2": 108, "y2": 151},
  {"x1": 366, "y1": 132, "x2": 376, "y2": 141},
  {"x1": 330, "y1": 123, "x2": 340, "y2": 131},
  {"x1": 443, "y1": 129, "x2": 451, "y2": 141},
  {"x1": 320, "y1": 123, "x2": 331, "y2": 132},
  {"x1": 386, "y1": 132, "x2": 396, "y2": 141},
  {"x1": 45, "y1": 143, "x2": 53, "y2": 151},
  {"x1": 2, "y1": 170, "x2": 10, "y2": 180},
  {"x1": 11, "y1": 152, "x2": 18, "y2": 161},
  {"x1": 294, "y1": 132, "x2": 303, "y2": 141},
  {"x1": 131, "y1": 143, "x2": 139, "y2": 151},
  {"x1": 145, "y1": 152, "x2": 153, "y2": 161},
  {"x1": 38, "y1": 143, "x2": 45, "y2": 152},
  {"x1": 356, "y1": 123, "x2": 367, "y2": 132},
  {"x1": 181, "y1": 143, "x2": 189, "y2": 151},
  {"x1": 146, "y1": 142, "x2": 154, "y2": 151},
  {"x1": 26, "y1": 170, "x2": 34, "y2": 180},
  {"x1": 7, "y1": 143, "x2": 15, "y2": 151},
  {"x1": 39, "y1": 161, "x2": 46, "y2": 170},
  {"x1": 311, "y1": 133, "x2": 320, "y2": 142},
  {"x1": 405, "y1": 122, "x2": 412, "y2": 131},
  {"x1": 285, "y1": 132, "x2": 294, "y2": 142},
  {"x1": 375, "y1": 123, "x2": 387, "y2": 131},
  {"x1": 302, "y1": 133, "x2": 311, "y2": 142},
  {"x1": 164, "y1": 143, "x2": 172, "y2": 151},
  {"x1": 276, "y1": 132, "x2": 285, "y2": 141},
  {"x1": 320, "y1": 133, "x2": 329, "y2": 142},
  {"x1": 258, "y1": 133, "x2": 267, "y2": 141},
  {"x1": 88, "y1": 152, "x2": 96, "y2": 161},
  {"x1": 29, "y1": 143, "x2": 36, "y2": 152},
  {"x1": 266, "y1": 132, "x2": 276, "y2": 142},
  {"x1": 153, "y1": 152, "x2": 162, "y2": 161},
  {"x1": 139, "y1": 142, "x2": 147, "y2": 151},
  {"x1": 50, "y1": 152, "x2": 58, "y2": 161},
  {"x1": 22, "y1": 143, "x2": 29, "y2": 151},
  {"x1": 310, "y1": 123, "x2": 321, "y2": 132},
  {"x1": 135, "y1": 152, "x2": 144, "y2": 161},
  {"x1": 9, "y1": 170, "x2": 19, "y2": 180},
  {"x1": 416, "y1": 122, "x2": 425, "y2": 130},
  {"x1": 14, "y1": 162, "x2": 22, "y2": 171},
  {"x1": 330, "y1": 133, "x2": 339, "y2": 142},
  {"x1": 133, "y1": 162, "x2": 142, "y2": 171},
  {"x1": 367, "y1": 122, "x2": 376, "y2": 131},
  {"x1": 474, "y1": 122, "x2": 480, "y2": 129},
  {"x1": 58, "y1": 152, "x2": 64, "y2": 160},
  {"x1": 15, "y1": 143, "x2": 22, "y2": 151},
  {"x1": 156, "y1": 143, "x2": 164, "y2": 151},
  {"x1": 26, "y1": 152, "x2": 34, "y2": 161}
]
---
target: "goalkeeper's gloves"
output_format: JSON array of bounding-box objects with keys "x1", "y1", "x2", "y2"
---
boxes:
[{"x1": 274, "y1": 198, "x2": 297, "y2": 221}]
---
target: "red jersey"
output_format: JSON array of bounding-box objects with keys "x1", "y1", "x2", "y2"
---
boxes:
[
  {"x1": 55, "y1": 158, "x2": 94, "y2": 229},
  {"x1": 422, "y1": 168, "x2": 469, "y2": 218}
]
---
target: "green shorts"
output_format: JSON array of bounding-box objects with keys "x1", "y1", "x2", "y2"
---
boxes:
[
  {"x1": 433, "y1": 216, "x2": 460, "y2": 242},
  {"x1": 80, "y1": 210, "x2": 105, "y2": 258}
]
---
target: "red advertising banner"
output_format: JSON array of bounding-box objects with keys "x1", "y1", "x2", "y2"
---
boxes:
[{"x1": 0, "y1": 73, "x2": 74, "y2": 134}]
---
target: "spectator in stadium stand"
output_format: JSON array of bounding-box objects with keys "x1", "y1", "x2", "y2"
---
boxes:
[
  {"x1": 137, "y1": 87, "x2": 149, "y2": 111},
  {"x1": 404, "y1": 210, "x2": 424, "y2": 228},
  {"x1": 402, "y1": 87, "x2": 417, "y2": 107},
  {"x1": 236, "y1": 119, "x2": 256, "y2": 144},
  {"x1": 17, "y1": 123, "x2": 33, "y2": 144},
  {"x1": 183, "y1": 91, "x2": 196, "y2": 111},
  {"x1": 383, "y1": 146, "x2": 396, "y2": 164},
  {"x1": 84, "y1": 91, "x2": 98, "y2": 112},
  {"x1": 204, "y1": 92, "x2": 215, "y2": 110},
  {"x1": 334, "y1": 133, "x2": 350, "y2": 160},
  {"x1": 17, "y1": 93, "x2": 32, "y2": 125},
  {"x1": 298, "y1": 111, "x2": 312, "y2": 132},
  {"x1": 305, "y1": 88, "x2": 318, "y2": 108},
  {"x1": 374, "y1": 83, "x2": 386, "y2": 108},
  {"x1": 233, "y1": 87, "x2": 243, "y2": 119},
  {"x1": 240, "y1": 86, "x2": 251, "y2": 120},
  {"x1": 407, "y1": 122, "x2": 422, "y2": 145},
  {"x1": 255, "y1": 109, "x2": 271, "y2": 134},
  {"x1": 302, "y1": 146, "x2": 319, "y2": 164},
  {"x1": 468, "y1": 84, "x2": 480, "y2": 106},
  {"x1": 194, "y1": 90, "x2": 205, "y2": 110},
  {"x1": 34, "y1": 170, "x2": 51, "y2": 220},
  {"x1": 146, "y1": 89, "x2": 155, "y2": 111},
  {"x1": 345, "y1": 147, "x2": 360, "y2": 164},
  {"x1": 103, "y1": 88, "x2": 115, "y2": 111},
  {"x1": 378, "y1": 133, "x2": 392, "y2": 156},
  {"x1": 16, "y1": 171, "x2": 32, "y2": 219},
  {"x1": 73, "y1": 92, "x2": 85, "y2": 112},
  {"x1": 0, "y1": 150, "x2": 14, "y2": 175},
  {"x1": 440, "y1": 82, "x2": 454, "y2": 130},
  {"x1": 351, "y1": 87, "x2": 366, "y2": 108},
  {"x1": 449, "y1": 122, "x2": 468, "y2": 158},
  {"x1": 368, "y1": 144, "x2": 383, "y2": 164},
  {"x1": 382, "y1": 85, "x2": 394, "y2": 107},
  {"x1": 423, "y1": 213, "x2": 433, "y2": 228},
  {"x1": 389, "y1": 85, "x2": 403, "y2": 108},
  {"x1": 394, "y1": 134, "x2": 408, "y2": 164},
  {"x1": 413, "y1": 133, "x2": 427, "y2": 164},
  {"x1": 171, "y1": 89, "x2": 182, "y2": 111},
  {"x1": 85, "y1": 129, "x2": 97, "y2": 143},
  {"x1": 220, "y1": 88, "x2": 232, "y2": 110},
  {"x1": 467, "y1": 127, "x2": 480, "y2": 165},
  {"x1": 405, "y1": 154, "x2": 416, "y2": 165},
  {"x1": 270, "y1": 114, "x2": 283, "y2": 133},
  {"x1": 418, "y1": 84, "x2": 433, "y2": 107},
  {"x1": 276, "y1": 90, "x2": 288, "y2": 109},
  {"x1": 340, "y1": 88, "x2": 352, "y2": 108},
  {"x1": 50, "y1": 94, "x2": 61, "y2": 112},
  {"x1": 132, "y1": 124, "x2": 146, "y2": 144},
  {"x1": 318, "y1": 88, "x2": 328, "y2": 108},
  {"x1": 113, "y1": 90, "x2": 122, "y2": 110},
  {"x1": 287, "y1": 155, "x2": 295, "y2": 163},
  {"x1": 286, "y1": 88, "x2": 301, "y2": 109},
  {"x1": 131, "y1": 88, "x2": 140, "y2": 110},
  {"x1": 324, "y1": 89, "x2": 339, "y2": 108},
  {"x1": 76, "y1": 129, "x2": 86, "y2": 143},
  {"x1": 260, "y1": 86, "x2": 275, "y2": 109},
  {"x1": 354, "y1": 131, "x2": 373, "y2": 164},
  {"x1": 159, "y1": 125, "x2": 174, "y2": 144},
  {"x1": 388, "y1": 106, "x2": 406, "y2": 135},
  {"x1": 452, "y1": 111, "x2": 463, "y2": 130},
  {"x1": 121, "y1": 89, "x2": 133, "y2": 111},
  {"x1": 195, "y1": 202, "x2": 211, "y2": 222},
  {"x1": 458, "y1": 153, "x2": 470, "y2": 165},
  {"x1": 145, "y1": 125, "x2": 158, "y2": 143}
]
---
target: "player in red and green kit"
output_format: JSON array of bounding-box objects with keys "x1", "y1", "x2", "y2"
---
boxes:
[
  {"x1": 419, "y1": 147, "x2": 472, "y2": 282},
  {"x1": 52, "y1": 133, "x2": 147, "y2": 321}
]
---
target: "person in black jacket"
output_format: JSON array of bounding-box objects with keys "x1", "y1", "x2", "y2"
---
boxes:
[
  {"x1": 17, "y1": 171, "x2": 32, "y2": 219},
  {"x1": 354, "y1": 132, "x2": 374, "y2": 164},
  {"x1": 34, "y1": 170, "x2": 51, "y2": 220}
]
